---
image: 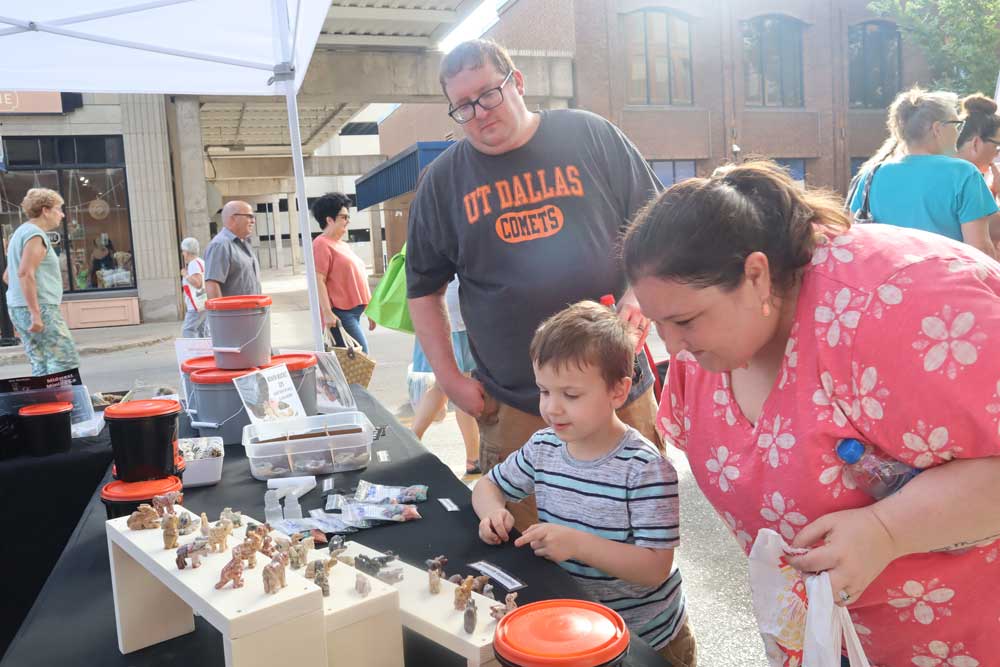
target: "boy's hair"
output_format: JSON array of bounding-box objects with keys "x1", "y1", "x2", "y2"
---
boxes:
[
  {"x1": 530, "y1": 301, "x2": 633, "y2": 389},
  {"x1": 439, "y1": 39, "x2": 516, "y2": 97}
]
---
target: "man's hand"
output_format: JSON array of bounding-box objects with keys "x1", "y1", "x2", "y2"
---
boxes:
[
  {"x1": 514, "y1": 523, "x2": 582, "y2": 563},
  {"x1": 322, "y1": 309, "x2": 339, "y2": 328},
  {"x1": 616, "y1": 293, "x2": 651, "y2": 353},
  {"x1": 479, "y1": 508, "x2": 515, "y2": 545},
  {"x1": 785, "y1": 507, "x2": 898, "y2": 607},
  {"x1": 28, "y1": 312, "x2": 44, "y2": 333},
  {"x1": 439, "y1": 373, "x2": 486, "y2": 418},
  {"x1": 368, "y1": 317, "x2": 377, "y2": 331}
]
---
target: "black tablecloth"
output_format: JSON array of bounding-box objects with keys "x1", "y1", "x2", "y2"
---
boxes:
[
  {"x1": 0, "y1": 427, "x2": 114, "y2": 653},
  {"x1": 2, "y1": 388, "x2": 665, "y2": 666}
]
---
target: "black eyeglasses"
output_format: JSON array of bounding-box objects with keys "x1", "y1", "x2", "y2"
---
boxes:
[
  {"x1": 448, "y1": 70, "x2": 513, "y2": 124},
  {"x1": 941, "y1": 119, "x2": 965, "y2": 131}
]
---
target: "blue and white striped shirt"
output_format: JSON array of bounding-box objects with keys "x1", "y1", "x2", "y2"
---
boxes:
[{"x1": 488, "y1": 427, "x2": 686, "y2": 649}]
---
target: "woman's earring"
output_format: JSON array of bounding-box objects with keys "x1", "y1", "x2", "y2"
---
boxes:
[{"x1": 761, "y1": 301, "x2": 772, "y2": 318}]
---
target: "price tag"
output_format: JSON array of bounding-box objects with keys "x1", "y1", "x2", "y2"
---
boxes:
[
  {"x1": 376, "y1": 450, "x2": 390, "y2": 463},
  {"x1": 438, "y1": 497, "x2": 459, "y2": 512},
  {"x1": 467, "y1": 560, "x2": 525, "y2": 591}
]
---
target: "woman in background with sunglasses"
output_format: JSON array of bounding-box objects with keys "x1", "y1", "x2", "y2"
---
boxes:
[{"x1": 850, "y1": 87, "x2": 999, "y2": 259}]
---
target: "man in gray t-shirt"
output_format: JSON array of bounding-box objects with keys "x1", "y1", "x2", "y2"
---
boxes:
[
  {"x1": 406, "y1": 40, "x2": 663, "y2": 506},
  {"x1": 204, "y1": 200, "x2": 262, "y2": 298}
]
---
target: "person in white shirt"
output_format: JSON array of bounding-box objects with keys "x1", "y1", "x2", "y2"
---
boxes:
[{"x1": 180, "y1": 237, "x2": 210, "y2": 338}]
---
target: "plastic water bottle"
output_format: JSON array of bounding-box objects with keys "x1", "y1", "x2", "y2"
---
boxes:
[{"x1": 836, "y1": 438, "x2": 919, "y2": 499}]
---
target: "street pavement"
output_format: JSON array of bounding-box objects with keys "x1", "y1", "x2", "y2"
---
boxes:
[{"x1": 0, "y1": 266, "x2": 768, "y2": 665}]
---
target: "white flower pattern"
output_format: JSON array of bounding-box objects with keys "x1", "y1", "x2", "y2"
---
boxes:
[
  {"x1": 712, "y1": 376, "x2": 737, "y2": 427},
  {"x1": 811, "y1": 234, "x2": 855, "y2": 268},
  {"x1": 911, "y1": 640, "x2": 979, "y2": 667},
  {"x1": 814, "y1": 287, "x2": 864, "y2": 348},
  {"x1": 705, "y1": 446, "x2": 741, "y2": 492},
  {"x1": 887, "y1": 579, "x2": 955, "y2": 625},
  {"x1": 985, "y1": 380, "x2": 1000, "y2": 437},
  {"x1": 721, "y1": 511, "x2": 753, "y2": 553},
  {"x1": 913, "y1": 306, "x2": 985, "y2": 380},
  {"x1": 818, "y1": 448, "x2": 857, "y2": 498},
  {"x1": 760, "y1": 491, "x2": 808, "y2": 540},
  {"x1": 901, "y1": 421, "x2": 959, "y2": 468},
  {"x1": 812, "y1": 372, "x2": 851, "y2": 429},
  {"x1": 757, "y1": 415, "x2": 796, "y2": 468}
]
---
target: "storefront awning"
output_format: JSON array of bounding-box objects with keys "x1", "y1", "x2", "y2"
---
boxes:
[{"x1": 355, "y1": 141, "x2": 454, "y2": 210}]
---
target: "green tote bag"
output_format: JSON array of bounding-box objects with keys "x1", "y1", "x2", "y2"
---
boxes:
[{"x1": 364, "y1": 244, "x2": 414, "y2": 334}]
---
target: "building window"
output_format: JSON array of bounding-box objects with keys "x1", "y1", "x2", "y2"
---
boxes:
[
  {"x1": 624, "y1": 10, "x2": 693, "y2": 106},
  {"x1": 774, "y1": 158, "x2": 806, "y2": 184},
  {"x1": 0, "y1": 136, "x2": 136, "y2": 293},
  {"x1": 849, "y1": 22, "x2": 901, "y2": 109},
  {"x1": 743, "y1": 15, "x2": 804, "y2": 108},
  {"x1": 650, "y1": 160, "x2": 696, "y2": 186}
]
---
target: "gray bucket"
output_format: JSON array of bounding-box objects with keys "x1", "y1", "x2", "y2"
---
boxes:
[
  {"x1": 206, "y1": 295, "x2": 272, "y2": 369},
  {"x1": 188, "y1": 368, "x2": 258, "y2": 445},
  {"x1": 266, "y1": 354, "x2": 319, "y2": 416}
]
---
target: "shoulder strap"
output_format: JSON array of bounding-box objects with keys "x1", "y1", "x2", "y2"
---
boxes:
[{"x1": 858, "y1": 163, "x2": 883, "y2": 221}]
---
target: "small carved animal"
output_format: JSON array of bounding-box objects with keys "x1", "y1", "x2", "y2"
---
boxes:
[
  {"x1": 152, "y1": 491, "x2": 183, "y2": 517},
  {"x1": 327, "y1": 535, "x2": 346, "y2": 557},
  {"x1": 428, "y1": 568, "x2": 441, "y2": 595},
  {"x1": 200, "y1": 512, "x2": 211, "y2": 537},
  {"x1": 490, "y1": 593, "x2": 519, "y2": 621},
  {"x1": 215, "y1": 555, "x2": 245, "y2": 590},
  {"x1": 304, "y1": 558, "x2": 335, "y2": 580},
  {"x1": 483, "y1": 583, "x2": 495, "y2": 600},
  {"x1": 219, "y1": 507, "x2": 242, "y2": 527},
  {"x1": 463, "y1": 598, "x2": 477, "y2": 634},
  {"x1": 454, "y1": 576, "x2": 474, "y2": 611},
  {"x1": 448, "y1": 574, "x2": 463, "y2": 584},
  {"x1": 177, "y1": 513, "x2": 200, "y2": 535},
  {"x1": 355, "y1": 573, "x2": 371, "y2": 597},
  {"x1": 127, "y1": 504, "x2": 160, "y2": 530},
  {"x1": 376, "y1": 567, "x2": 404, "y2": 584},
  {"x1": 313, "y1": 564, "x2": 331, "y2": 597},
  {"x1": 425, "y1": 555, "x2": 448, "y2": 573},
  {"x1": 161, "y1": 515, "x2": 180, "y2": 549},
  {"x1": 208, "y1": 521, "x2": 231, "y2": 553},
  {"x1": 471, "y1": 575, "x2": 490, "y2": 594},
  {"x1": 233, "y1": 540, "x2": 257, "y2": 569},
  {"x1": 176, "y1": 538, "x2": 210, "y2": 569},
  {"x1": 337, "y1": 555, "x2": 355, "y2": 567},
  {"x1": 260, "y1": 534, "x2": 276, "y2": 558},
  {"x1": 262, "y1": 552, "x2": 288, "y2": 594},
  {"x1": 288, "y1": 537, "x2": 314, "y2": 570}
]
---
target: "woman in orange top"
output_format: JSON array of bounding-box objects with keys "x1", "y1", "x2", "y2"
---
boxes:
[{"x1": 311, "y1": 192, "x2": 375, "y2": 353}]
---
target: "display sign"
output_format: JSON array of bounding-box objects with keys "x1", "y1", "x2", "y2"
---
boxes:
[
  {"x1": 232, "y1": 364, "x2": 306, "y2": 424},
  {"x1": 0, "y1": 91, "x2": 63, "y2": 114}
]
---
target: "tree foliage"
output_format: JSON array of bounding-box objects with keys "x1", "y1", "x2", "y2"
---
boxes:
[{"x1": 869, "y1": 0, "x2": 1000, "y2": 95}]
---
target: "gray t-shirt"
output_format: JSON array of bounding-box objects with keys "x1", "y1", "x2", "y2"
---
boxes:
[
  {"x1": 406, "y1": 109, "x2": 661, "y2": 414},
  {"x1": 487, "y1": 427, "x2": 685, "y2": 649},
  {"x1": 204, "y1": 227, "x2": 261, "y2": 297}
]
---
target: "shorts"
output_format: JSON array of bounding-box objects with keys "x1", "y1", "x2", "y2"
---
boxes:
[{"x1": 412, "y1": 332, "x2": 476, "y2": 374}]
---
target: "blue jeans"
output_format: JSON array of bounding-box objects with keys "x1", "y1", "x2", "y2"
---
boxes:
[{"x1": 329, "y1": 304, "x2": 369, "y2": 354}]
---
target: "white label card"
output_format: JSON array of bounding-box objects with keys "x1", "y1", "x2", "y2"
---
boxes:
[
  {"x1": 467, "y1": 560, "x2": 526, "y2": 591},
  {"x1": 322, "y1": 478, "x2": 334, "y2": 493},
  {"x1": 438, "y1": 497, "x2": 459, "y2": 512},
  {"x1": 376, "y1": 450, "x2": 390, "y2": 463}
]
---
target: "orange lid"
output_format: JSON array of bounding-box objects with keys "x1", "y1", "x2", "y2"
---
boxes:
[
  {"x1": 19, "y1": 401, "x2": 73, "y2": 417},
  {"x1": 101, "y1": 476, "x2": 182, "y2": 501},
  {"x1": 181, "y1": 355, "x2": 218, "y2": 374},
  {"x1": 105, "y1": 399, "x2": 181, "y2": 419},
  {"x1": 175, "y1": 454, "x2": 185, "y2": 469},
  {"x1": 206, "y1": 295, "x2": 272, "y2": 311},
  {"x1": 263, "y1": 353, "x2": 318, "y2": 372},
  {"x1": 493, "y1": 600, "x2": 630, "y2": 667},
  {"x1": 190, "y1": 367, "x2": 258, "y2": 384}
]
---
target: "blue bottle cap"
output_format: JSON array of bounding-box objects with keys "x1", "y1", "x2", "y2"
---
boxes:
[{"x1": 836, "y1": 438, "x2": 865, "y2": 464}]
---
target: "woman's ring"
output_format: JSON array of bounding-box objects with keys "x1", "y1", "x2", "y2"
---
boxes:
[{"x1": 839, "y1": 590, "x2": 851, "y2": 603}]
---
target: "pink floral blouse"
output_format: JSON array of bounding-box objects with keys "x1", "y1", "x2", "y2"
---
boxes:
[{"x1": 658, "y1": 223, "x2": 1000, "y2": 667}]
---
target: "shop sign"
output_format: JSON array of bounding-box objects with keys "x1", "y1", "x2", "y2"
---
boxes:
[{"x1": 0, "y1": 91, "x2": 63, "y2": 114}]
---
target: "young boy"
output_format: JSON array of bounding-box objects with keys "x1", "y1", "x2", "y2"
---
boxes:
[{"x1": 472, "y1": 301, "x2": 695, "y2": 666}]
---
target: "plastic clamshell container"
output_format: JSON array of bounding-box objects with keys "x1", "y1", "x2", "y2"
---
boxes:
[{"x1": 242, "y1": 411, "x2": 373, "y2": 480}]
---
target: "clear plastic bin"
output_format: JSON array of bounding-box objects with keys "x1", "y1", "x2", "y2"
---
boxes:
[{"x1": 242, "y1": 411, "x2": 373, "y2": 480}]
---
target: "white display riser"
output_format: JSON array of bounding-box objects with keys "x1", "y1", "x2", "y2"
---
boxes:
[
  {"x1": 341, "y1": 542, "x2": 502, "y2": 667},
  {"x1": 106, "y1": 508, "x2": 402, "y2": 667}
]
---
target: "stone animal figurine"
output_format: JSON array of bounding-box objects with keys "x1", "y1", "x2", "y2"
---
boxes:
[
  {"x1": 490, "y1": 593, "x2": 519, "y2": 621},
  {"x1": 176, "y1": 538, "x2": 210, "y2": 570},
  {"x1": 454, "y1": 576, "x2": 474, "y2": 611},
  {"x1": 376, "y1": 567, "x2": 404, "y2": 584},
  {"x1": 177, "y1": 512, "x2": 200, "y2": 536},
  {"x1": 219, "y1": 507, "x2": 242, "y2": 527},
  {"x1": 233, "y1": 540, "x2": 257, "y2": 569},
  {"x1": 215, "y1": 555, "x2": 245, "y2": 590},
  {"x1": 313, "y1": 563, "x2": 332, "y2": 597},
  {"x1": 208, "y1": 521, "x2": 231, "y2": 553},
  {"x1": 162, "y1": 514, "x2": 180, "y2": 549},
  {"x1": 327, "y1": 535, "x2": 346, "y2": 557},
  {"x1": 371, "y1": 551, "x2": 397, "y2": 568},
  {"x1": 425, "y1": 555, "x2": 448, "y2": 574},
  {"x1": 337, "y1": 555, "x2": 355, "y2": 567},
  {"x1": 259, "y1": 534, "x2": 276, "y2": 558},
  {"x1": 289, "y1": 537, "x2": 314, "y2": 570},
  {"x1": 354, "y1": 554, "x2": 381, "y2": 577},
  {"x1": 127, "y1": 504, "x2": 160, "y2": 530},
  {"x1": 471, "y1": 575, "x2": 490, "y2": 594},
  {"x1": 152, "y1": 491, "x2": 183, "y2": 517},
  {"x1": 200, "y1": 512, "x2": 211, "y2": 537},
  {"x1": 428, "y1": 568, "x2": 441, "y2": 595},
  {"x1": 355, "y1": 573, "x2": 371, "y2": 597},
  {"x1": 448, "y1": 574, "x2": 463, "y2": 585},
  {"x1": 483, "y1": 583, "x2": 495, "y2": 600},
  {"x1": 262, "y1": 552, "x2": 288, "y2": 594},
  {"x1": 463, "y1": 598, "x2": 477, "y2": 634},
  {"x1": 304, "y1": 558, "x2": 335, "y2": 581}
]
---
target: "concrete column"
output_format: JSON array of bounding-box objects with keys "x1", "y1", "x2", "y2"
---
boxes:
[
  {"x1": 121, "y1": 94, "x2": 182, "y2": 322},
  {"x1": 173, "y1": 96, "x2": 210, "y2": 247},
  {"x1": 369, "y1": 207, "x2": 385, "y2": 275},
  {"x1": 286, "y1": 192, "x2": 302, "y2": 273},
  {"x1": 271, "y1": 194, "x2": 284, "y2": 269}
]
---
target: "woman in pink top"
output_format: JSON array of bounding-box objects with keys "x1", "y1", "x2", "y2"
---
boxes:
[
  {"x1": 312, "y1": 192, "x2": 375, "y2": 353},
  {"x1": 623, "y1": 160, "x2": 1000, "y2": 666}
]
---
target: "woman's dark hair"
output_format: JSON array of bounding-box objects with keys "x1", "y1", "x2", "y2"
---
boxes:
[
  {"x1": 311, "y1": 192, "x2": 352, "y2": 230},
  {"x1": 957, "y1": 93, "x2": 1000, "y2": 148},
  {"x1": 623, "y1": 160, "x2": 850, "y2": 293}
]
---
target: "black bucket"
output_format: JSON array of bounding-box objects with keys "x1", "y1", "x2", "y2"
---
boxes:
[
  {"x1": 18, "y1": 402, "x2": 73, "y2": 457},
  {"x1": 104, "y1": 399, "x2": 180, "y2": 482}
]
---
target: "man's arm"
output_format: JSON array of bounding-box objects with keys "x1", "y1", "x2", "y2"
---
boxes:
[
  {"x1": 960, "y1": 216, "x2": 999, "y2": 260},
  {"x1": 205, "y1": 280, "x2": 222, "y2": 300}
]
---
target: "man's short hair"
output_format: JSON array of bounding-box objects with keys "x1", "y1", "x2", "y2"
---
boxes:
[
  {"x1": 439, "y1": 39, "x2": 516, "y2": 97},
  {"x1": 312, "y1": 192, "x2": 352, "y2": 230},
  {"x1": 530, "y1": 301, "x2": 633, "y2": 389}
]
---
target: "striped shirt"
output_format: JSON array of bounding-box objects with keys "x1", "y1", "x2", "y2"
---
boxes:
[{"x1": 488, "y1": 427, "x2": 685, "y2": 649}]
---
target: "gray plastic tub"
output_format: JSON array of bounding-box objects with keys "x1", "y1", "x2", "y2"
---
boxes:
[
  {"x1": 206, "y1": 295, "x2": 272, "y2": 369},
  {"x1": 188, "y1": 367, "x2": 258, "y2": 445}
]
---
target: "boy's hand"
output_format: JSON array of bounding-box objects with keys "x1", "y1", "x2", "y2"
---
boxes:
[
  {"x1": 479, "y1": 509, "x2": 515, "y2": 545},
  {"x1": 514, "y1": 523, "x2": 580, "y2": 563}
]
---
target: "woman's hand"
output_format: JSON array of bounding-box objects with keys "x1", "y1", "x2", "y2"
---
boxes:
[
  {"x1": 180, "y1": 267, "x2": 188, "y2": 278},
  {"x1": 479, "y1": 508, "x2": 514, "y2": 545},
  {"x1": 322, "y1": 309, "x2": 339, "y2": 328},
  {"x1": 785, "y1": 507, "x2": 898, "y2": 606},
  {"x1": 368, "y1": 317, "x2": 376, "y2": 331},
  {"x1": 514, "y1": 523, "x2": 582, "y2": 563},
  {"x1": 28, "y1": 312, "x2": 44, "y2": 333}
]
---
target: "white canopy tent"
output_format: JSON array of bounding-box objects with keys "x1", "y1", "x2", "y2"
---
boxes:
[{"x1": 0, "y1": 0, "x2": 332, "y2": 351}]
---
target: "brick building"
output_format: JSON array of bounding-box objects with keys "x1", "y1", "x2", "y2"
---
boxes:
[{"x1": 379, "y1": 0, "x2": 932, "y2": 194}]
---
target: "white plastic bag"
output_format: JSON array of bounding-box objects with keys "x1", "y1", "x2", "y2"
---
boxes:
[{"x1": 748, "y1": 528, "x2": 871, "y2": 667}]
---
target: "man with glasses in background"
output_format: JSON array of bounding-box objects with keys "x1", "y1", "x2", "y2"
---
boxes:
[
  {"x1": 204, "y1": 200, "x2": 262, "y2": 298},
  {"x1": 406, "y1": 39, "x2": 666, "y2": 521}
]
